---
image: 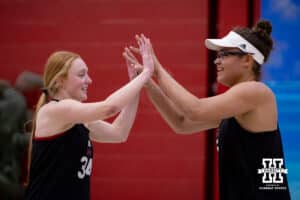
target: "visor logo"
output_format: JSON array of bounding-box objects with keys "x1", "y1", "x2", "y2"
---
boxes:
[{"x1": 239, "y1": 44, "x2": 246, "y2": 49}]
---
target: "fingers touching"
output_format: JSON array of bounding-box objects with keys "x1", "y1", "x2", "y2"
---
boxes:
[
  {"x1": 136, "y1": 34, "x2": 154, "y2": 74},
  {"x1": 122, "y1": 33, "x2": 155, "y2": 78}
]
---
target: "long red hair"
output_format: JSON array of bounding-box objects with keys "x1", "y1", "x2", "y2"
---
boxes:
[{"x1": 21, "y1": 51, "x2": 80, "y2": 186}]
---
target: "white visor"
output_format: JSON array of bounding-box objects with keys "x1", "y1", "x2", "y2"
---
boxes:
[{"x1": 205, "y1": 31, "x2": 264, "y2": 65}]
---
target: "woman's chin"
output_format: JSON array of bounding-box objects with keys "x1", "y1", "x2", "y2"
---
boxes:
[
  {"x1": 79, "y1": 94, "x2": 88, "y2": 102},
  {"x1": 217, "y1": 76, "x2": 224, "y2": 84},
  {"x1": 217, "y1": 77, "x2": 230, "y2": 87}
]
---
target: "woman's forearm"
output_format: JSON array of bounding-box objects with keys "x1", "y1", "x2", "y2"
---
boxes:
[
  {"x1": 155, "y1": 64, "x2": 200, "y2": 116},
  {"x1": 111, "y1": 95, "x2": 139, "y2": 141},
  {"x1": 145, "y1": 79, "x2": 219, "y2": 133},
  {"x1": 87, "y1": 95, "x2": 139, "y2": 143},
  {"x1": 145, "y1": 79, "x2": 186, "y2": 132},
  {"x1": 105, "y1": 69, "x2": 151, "y2": 111}
]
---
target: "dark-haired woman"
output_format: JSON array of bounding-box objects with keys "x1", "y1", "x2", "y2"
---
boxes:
[{"x1": 124, "y1": 21, "x2": 290, "y2": 200}]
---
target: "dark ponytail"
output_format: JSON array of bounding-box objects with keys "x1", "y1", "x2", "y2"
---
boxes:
[{"x1": 251, "y1": 20, "x2": 273, "y2": 62}]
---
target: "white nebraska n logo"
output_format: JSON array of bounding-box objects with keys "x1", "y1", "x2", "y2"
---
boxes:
[{"x1": 257, "y1": 158, "x2": 288, "y2": 183}]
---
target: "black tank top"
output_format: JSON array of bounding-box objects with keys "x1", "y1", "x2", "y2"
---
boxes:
[
  {"x1": 217, "y1": 117, "x2": 290, "y2": 200},
  {"x1": 25, "y1": 124, "x2": 93, "y2": 200}
]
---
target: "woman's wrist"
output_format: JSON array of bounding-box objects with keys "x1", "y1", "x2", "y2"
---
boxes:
[
  {"x1": 141, "y1": 67, "x2": 153, "y2": 77},
  {"x1": 144, "y1": 79, "x2": 154, "y2": 89},
  {"x1": 154, "y1": 63, "x2": 163, "y2": 80}
]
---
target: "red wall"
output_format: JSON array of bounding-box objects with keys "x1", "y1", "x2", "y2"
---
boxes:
[{"x1": 0, "y1": 0, "x2": 260, "y2": 199}]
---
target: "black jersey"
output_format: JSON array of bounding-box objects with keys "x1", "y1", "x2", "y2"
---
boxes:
[
  {"x1": 217, "y1": 117, "x2": 290, "y2": 200},
  {"x1": 25, "y1": 124, "x2": 93, "y2": 200}
]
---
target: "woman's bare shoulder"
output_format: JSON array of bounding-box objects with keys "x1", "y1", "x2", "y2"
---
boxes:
[
  {"x1": 231, "y1": 81, "x2": 274, "y2": 96},
  {"x1": 226, "y1": 81, "x2": 275, "y2": 107}
]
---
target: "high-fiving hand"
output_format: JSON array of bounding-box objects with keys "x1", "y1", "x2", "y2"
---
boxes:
[
  {"x1": 136, "y1": 34, "x2": 154, "y2": 75},
  {"x1": 123, "y1": 47, "x2": 143, "y2": 77},
  {"x1": 123, "y1": 34, "x2": 157, "y2": 78}
]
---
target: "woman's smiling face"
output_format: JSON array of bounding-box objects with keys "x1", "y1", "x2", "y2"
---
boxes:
[
  {"x1": 61, "y1": 58, "x2": 92, "y2": 101},
  {"x1": 214, "y1": 48, "x2": 251, "y2": 86}
]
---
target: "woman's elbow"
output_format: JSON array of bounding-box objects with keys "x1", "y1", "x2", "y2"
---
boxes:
[
  {"x1": 171, "y1": 114, "x2": 204, "y2": 135},
  {"x1": 172, "y1": 127, "x2": 187, "y2": 134},
  {"x1": 93, "y1": 134, "x2": 128, "y2": 143},
  {"x1": 111, "y1": 134, "x2": 128, "y2": 143},
  {"x1": 172, "y1": 125, "x2": 194, "y2": 135},
  {"x1": 170, "y1": 126, "x2": 197, "y2": 135},
  {"x1": 184, "y1": 109, "x2": 205, "y2": 122},
  {"x1": 119, "y1": 135, "x2": 128, "y2": 143},
  {"x1": 112, "y1": 129, "x2": 130, "y2": 143},
  {"x1": 170, "y1": 115, "x2": 191, "y2": 135}
]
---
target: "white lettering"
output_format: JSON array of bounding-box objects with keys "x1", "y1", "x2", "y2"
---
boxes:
[{"x1": 77, "y1": 156, "x2": 93, "y2": 179}]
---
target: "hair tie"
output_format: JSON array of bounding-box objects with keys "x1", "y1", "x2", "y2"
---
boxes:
[{"x1": 41, "y1": 87, "x2": 49, "y2": 96}]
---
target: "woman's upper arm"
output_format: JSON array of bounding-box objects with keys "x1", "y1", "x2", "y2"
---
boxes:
[
  {"x1": 85, "y1": 121, "x2": 112, "y2": 141},
  {"x1": 85, "y1": 121, "x2": 126, "y2": 143},
  {"x1": 175, "y1": 117, "x2": 220, "y2": 134},
  {"x1": 186, "y1": 82, "x2": 270, "y2": 121},
  {"x1": 46, "y1": 99, "x2": 119, "y2": 125}
]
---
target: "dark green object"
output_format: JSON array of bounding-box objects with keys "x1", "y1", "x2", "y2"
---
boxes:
[{"x1": 0, "y1": 81, "x2": 29, "y2": 199}]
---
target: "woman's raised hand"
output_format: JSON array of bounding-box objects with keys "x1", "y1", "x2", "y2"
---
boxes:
[
  {"x1": 136, "y1": 34, "x2": 154, "y2": 75},
  {"x1": 130, "y1": 34, "x2": 160, "y2": 76},
  {"x1": 123, "y1": 47, "x2": 143, "y2": 75}
]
